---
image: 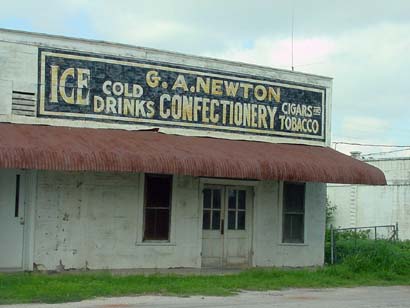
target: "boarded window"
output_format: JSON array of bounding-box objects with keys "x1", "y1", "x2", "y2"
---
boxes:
[
  {"x1": 282, "y1": 182, "x2": 305, "y2": 243},
  {"x1": 144, "y1": 174, "x2": 172, "y2": 241}
]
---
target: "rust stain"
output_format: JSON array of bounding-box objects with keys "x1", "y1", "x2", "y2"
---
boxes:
[{"x1": 0, "y1": 123, "x2": 386, "y2": 185}]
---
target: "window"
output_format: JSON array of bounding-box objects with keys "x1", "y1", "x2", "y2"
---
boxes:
[
  {"x1": 202, "y1": 188, "x2": 222, "y2": 230},
  {"x1": 282, "y1": 182, "x2": 305, "y2": 243},
  {"x1": 227, "y1": 189, "x2": 246, "y2": 230},
  {"x1": 143, "y1": 174, "x2": 172, "y2": 241}
]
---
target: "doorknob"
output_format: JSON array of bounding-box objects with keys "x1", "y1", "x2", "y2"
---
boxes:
[{"x1": 19, "y1": 217, "x2": 25, "y2": 225}]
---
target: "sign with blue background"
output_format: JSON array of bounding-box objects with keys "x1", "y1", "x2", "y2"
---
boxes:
[{"x1": 38, "y1": 49, "x2": 325, "y2": 142}]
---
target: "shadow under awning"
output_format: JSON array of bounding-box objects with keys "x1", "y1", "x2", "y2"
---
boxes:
[{"x1": 0, "y1": 123, "x2": 386, "y2": 185}]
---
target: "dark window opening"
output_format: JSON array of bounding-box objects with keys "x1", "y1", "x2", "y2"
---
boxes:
[
  {"x1": 14, "y1": 174, "x2": 20, "y2": 217},
  {"x1": 143, "y1": 174, "x2": 172, "y2": 241},
  {"x1": 282, "y1": 182, "x2": 305, "y2": 243}
]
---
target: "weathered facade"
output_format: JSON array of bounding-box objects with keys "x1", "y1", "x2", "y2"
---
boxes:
[
  {"x1": 0, "y1": 28, "x2": 385, "y2": 271},
  {"x1": 328, "y1": 156, "x2": 410, "y2": 239}
]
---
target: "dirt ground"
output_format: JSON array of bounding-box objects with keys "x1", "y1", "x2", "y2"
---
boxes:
[{"x1": 5, "y1": 286, "x2": 410, "y2": 308}]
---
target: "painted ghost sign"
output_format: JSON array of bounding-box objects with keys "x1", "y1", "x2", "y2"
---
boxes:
[{"x1": 38, "y1": 49, "x2": 326, "y2": 142}]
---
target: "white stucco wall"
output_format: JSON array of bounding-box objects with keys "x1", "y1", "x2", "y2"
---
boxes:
[
  {"x1": 33, "y1": 171, "x2": 202, "y2": 270},
  {"x1": 328, "y1": 158, "x2": 410, "y2": 239},
  {"x1": 0, "y1": 40, "x2": 38, "y2": 98},
  {"x1": 253, "y1": 181, "x2": 326, "y2": 267},
  {"x1": 28, "y1": 171, "x2": 326, "y2": 270}
]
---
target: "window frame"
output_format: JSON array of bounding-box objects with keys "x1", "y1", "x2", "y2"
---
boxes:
[
  {"x1": 202, "y1": 188, "x2": 223, "y2": 231},
  {"x1": 202, "y1": 186, "x2": 249, "y2": 232},
  {"x1": 227, "y1": 189, "x2": 246, "y2": 231},
  {"x1": 282, "y1": 182, "x2": 306, "y2": 244},
  {"x1": 143, "y1": 173, "x2": 173, "y2": 242}
]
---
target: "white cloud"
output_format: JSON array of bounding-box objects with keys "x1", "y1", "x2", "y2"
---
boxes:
[
  {"x1": 206, "y1": 37, "x2": 336, "y2": 70},
  {"x1": 206, "y1": 22, "x2": 410, "y2": 147},
  {"x1": 341, "y1": 116, "x2": 390, "y2": 138}
]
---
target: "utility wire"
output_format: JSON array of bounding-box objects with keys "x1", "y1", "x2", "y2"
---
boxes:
[
  {"x1": 362, "y1": 148, "x2": 410, "y2": 156},
  {"x1": 332, "y1": 141, "x2": 410, "y2": 148}
]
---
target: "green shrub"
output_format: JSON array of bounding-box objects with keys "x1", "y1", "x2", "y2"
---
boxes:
[
  {"x1": 325, "y1": 229, "x2": 373, "y2": 264},
  {"x1": 326, "y1": 238, "x2": 410, "y2": 275}
]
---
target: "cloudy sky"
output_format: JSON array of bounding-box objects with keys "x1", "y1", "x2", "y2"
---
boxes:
[{"x1": 1, "y1": 0, "x2": 409, "y2": 157}]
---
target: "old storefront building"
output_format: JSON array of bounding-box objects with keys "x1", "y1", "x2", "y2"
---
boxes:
[{"x1": 0, "y1": 29, "x2": 386, "y2": 271}]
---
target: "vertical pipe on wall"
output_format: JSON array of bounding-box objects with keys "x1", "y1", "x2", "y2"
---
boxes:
[{"x1": 330, "y1": 224, "x2": 334, "y2": 265}]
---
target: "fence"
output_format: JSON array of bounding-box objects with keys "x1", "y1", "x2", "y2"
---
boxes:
[{"x1": 329, "y1": 223, "x2": 399, "y2": 265}]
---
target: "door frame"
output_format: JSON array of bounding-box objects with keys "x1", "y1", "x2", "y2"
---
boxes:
[
  {"x1": 22, "y1": 170, "x2": 37, "y2": 271},
  {"x1": 0, "y1": 169, "x2": 37, "y2": 272},
  {"x1": 199, "y1": 178, "x2": 257, "y2": 268}
]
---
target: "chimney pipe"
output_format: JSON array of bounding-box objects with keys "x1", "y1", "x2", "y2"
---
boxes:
[{"x1": 350, "y1": 151, "x2": 362, "y2": 160}]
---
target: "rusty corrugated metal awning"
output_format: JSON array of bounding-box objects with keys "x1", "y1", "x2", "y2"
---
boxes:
[{"x1": 0, "y1": 123, "x2": 386, "y2": 185}]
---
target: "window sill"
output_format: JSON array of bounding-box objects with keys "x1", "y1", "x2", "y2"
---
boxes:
[
  {"x1": 135, "y1": 241, "x2": 176, "y2": 246},
  {"x1": 279, "y1": 242, "x2": 308, "y2": 246}
]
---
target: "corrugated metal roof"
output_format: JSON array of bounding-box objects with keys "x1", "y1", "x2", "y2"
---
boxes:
[{"x1": 0, "y1": 123, "x2": 386, "y2": 185}]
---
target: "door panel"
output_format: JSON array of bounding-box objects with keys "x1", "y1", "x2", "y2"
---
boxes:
[
  {"x1": 0, "y1": 170, "x2": 24, "y2": 269},
  {"x1": 201, "y1": 188, "x2": 224, "y2": 267},
  {"x1": 201, "y1": 186, "x2": 252, "y2": 268},
  {"x1": 224, "y1": 188, "x2": 252, "y2": 267}
]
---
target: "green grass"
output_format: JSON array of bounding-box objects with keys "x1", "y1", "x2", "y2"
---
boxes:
[
  {"x1": 1, "y1": 267, "x2": 409, "y2": 305},
  {"x1": 1, "y1": 240, "x2": 410, "y2": 304}
]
